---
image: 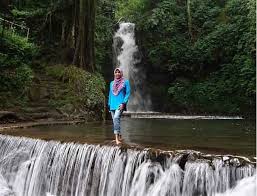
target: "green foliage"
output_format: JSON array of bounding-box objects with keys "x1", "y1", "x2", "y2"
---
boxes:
[
  {"x1": 11, "y1": 8, "x2": 45, "y2": 18},
  {"x1": 168, "y1": 54, "x2": 255, "y2": 114},
  {"x1": 116, "y1": 0, "x2": 256, "y2": 115},
  {"x1": 0, "y1": 64, "x2": 33, "y2": 93},
  {"x1": 0, "y1": 28, "x2": 37, "y2": 108},
  {"x1": 2, "y1": 0, "x2": 255, "y2": 116},
  {"x1": 45, "y1": 64, "x2": 65, "y2": 80},
  {"x1": 95, "y1": 0, "x2": 115, "y2": 73},
  {"x1": 0, "y1": 27, "x2": 38, "y2": 60},
  {"x1": 46, "y1": 65, "x2": 106, "y2": 118},
  {"x1": 0, "y1": 60, "x2": 33, "y2": 108},
  {"x1": 115, "y1": 0, "x2": 150, "y2": 22}
]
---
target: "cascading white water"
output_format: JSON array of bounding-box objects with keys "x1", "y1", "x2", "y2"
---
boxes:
[
  {"x1": 215, "y1": 174, "x2": 256, "y2": 196},
  {"x1": 113, "y1": 22, "x2": 152, "y2": 112},
  {"x1": 0, "y1": 134, "x2": 255, "y2": 196}
]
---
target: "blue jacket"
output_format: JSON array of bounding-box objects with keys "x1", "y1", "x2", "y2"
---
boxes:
[{"x1": 108, "y1": 80, "x2": 131, "y2": 110}]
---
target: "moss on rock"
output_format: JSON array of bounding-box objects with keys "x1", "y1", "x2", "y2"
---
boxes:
[{"x1": 46, "y1": 65, "x2": 106, "y2": 120}]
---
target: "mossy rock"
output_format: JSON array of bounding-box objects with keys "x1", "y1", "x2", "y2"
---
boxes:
[
  {"x1": 28, "y1": 85, "x2": 41, "y2": 101},
  {"x1": 46, "y1": 65, "x2": 106, "y2": 120}
]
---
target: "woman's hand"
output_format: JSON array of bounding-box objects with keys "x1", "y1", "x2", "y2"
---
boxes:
[{"x1": 119, "y1": 104, "x2": 125, "y2": 111}]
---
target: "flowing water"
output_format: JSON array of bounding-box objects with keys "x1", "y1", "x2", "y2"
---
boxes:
[
  {"x1": 109, "y1": 22, "x2": 256, "y2": 195},
  {"x1": 0, "y1": 134, "x2": 255, "y2": 196},
  {"x1": 113, "y1": 22, "x2": 152, "y2": 111},
  {"x1": 3, "y1": 118, "x2": 255, "y2": 157},
  {"x1": 0, "y1": 19, "x2": 254, "y2": 196}
]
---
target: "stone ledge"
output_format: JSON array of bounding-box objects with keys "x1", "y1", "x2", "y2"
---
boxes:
[{"x1": 0, "y1": 120, "x2": 86, "y2": 131}]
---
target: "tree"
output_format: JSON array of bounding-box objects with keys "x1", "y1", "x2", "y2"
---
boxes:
[
  {"x1": 72, "y1": 0, "x2": 96, "y2": 72},
  {"x1": 187, "y1": 0, "x2": 193, "y2": 41}
]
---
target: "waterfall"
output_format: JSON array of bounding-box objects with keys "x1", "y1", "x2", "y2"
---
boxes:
[
  {"x1": 0, "y1": 134, "x2": 255, "y2": 196},
  {"x1": 215, "y1": 175, "x2": 256, "y2": 196},
  {"x1": 113, "y1": 22, "x2": 152, "y2": 112}
]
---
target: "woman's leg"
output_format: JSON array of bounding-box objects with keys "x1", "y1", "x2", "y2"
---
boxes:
[
  {"x1": 112, "y1": 109, "x2": 123, "y2": 144},
  {"x1": 110, "y1": 111, "x2": 115, "y2": 141}
]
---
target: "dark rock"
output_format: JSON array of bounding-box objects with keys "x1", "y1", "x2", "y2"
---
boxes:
[
  {"x1": 178, "y1": 153, "x2": 189, "y2": 170},
  {"x1": 0, "y1": 111, "x2": 21, "y2": 123}
]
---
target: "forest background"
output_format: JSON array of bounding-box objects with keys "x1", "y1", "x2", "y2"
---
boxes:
[{"x1": 0, "y1": 0, "x2": 255, "y2": 121}]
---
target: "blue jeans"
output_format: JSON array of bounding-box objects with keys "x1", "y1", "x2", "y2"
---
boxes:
[{"x1": 111, "y1": 109, "x2": 123, "y2": 134}]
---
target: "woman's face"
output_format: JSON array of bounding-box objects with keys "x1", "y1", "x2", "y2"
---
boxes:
[{"x1": 114, "y1": 69, "x2": 122, "y2": 79}]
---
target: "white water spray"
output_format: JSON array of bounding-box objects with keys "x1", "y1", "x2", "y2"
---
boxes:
[
  {"x1": 113, "y1": 22, "x2": 152, "y2": 111},
  {"x1": 0, "y1": 134, "x2": 255, "y2": 196},
  {"x1": 215, "y1": 174, "x2": 256, "y2": 196}
]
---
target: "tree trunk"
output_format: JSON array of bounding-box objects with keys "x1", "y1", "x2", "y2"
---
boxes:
[
  {"x1": 74, "y1": 0, "x2": 79, "y2": 49},
  {"x1": 72, "y1": 0, "x2": 79, "y2": 65},
  {"x1": 187, "y1": 0, "x2": 193, "y2": 41},
  {"x1": 72, "y1": 0, "x2": 96, "y2": 72},
  {"x1": 88, "y1": 0, "x2": 95, "y2": 72},
  {"x1": 61, "y1": 20, "x2": 66, "y2": 47},
  {"x1": 79, "y1": 0, "x2": 86, "y2": 69}
]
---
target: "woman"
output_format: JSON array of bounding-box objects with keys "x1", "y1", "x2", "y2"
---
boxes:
[{"x1": 108, "y1": 68, "x2": 130, "y2": 144}]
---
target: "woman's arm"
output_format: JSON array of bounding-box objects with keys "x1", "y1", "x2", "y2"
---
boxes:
[
  {"x1": 108, "y1": 82, "x2": 112, "y2": 109},
  {"x1": 123, "y1": 80, "x2": 131, "y2": 104}
]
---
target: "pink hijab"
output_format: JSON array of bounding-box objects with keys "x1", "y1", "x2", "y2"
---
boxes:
[{"x1": 112, "y1": 68, "x2": 125, "y2": 95}]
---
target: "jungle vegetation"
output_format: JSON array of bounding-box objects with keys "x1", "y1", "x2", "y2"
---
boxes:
[{"x1": 0, "y1": 0, "x2": 255, "y2": 117}]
